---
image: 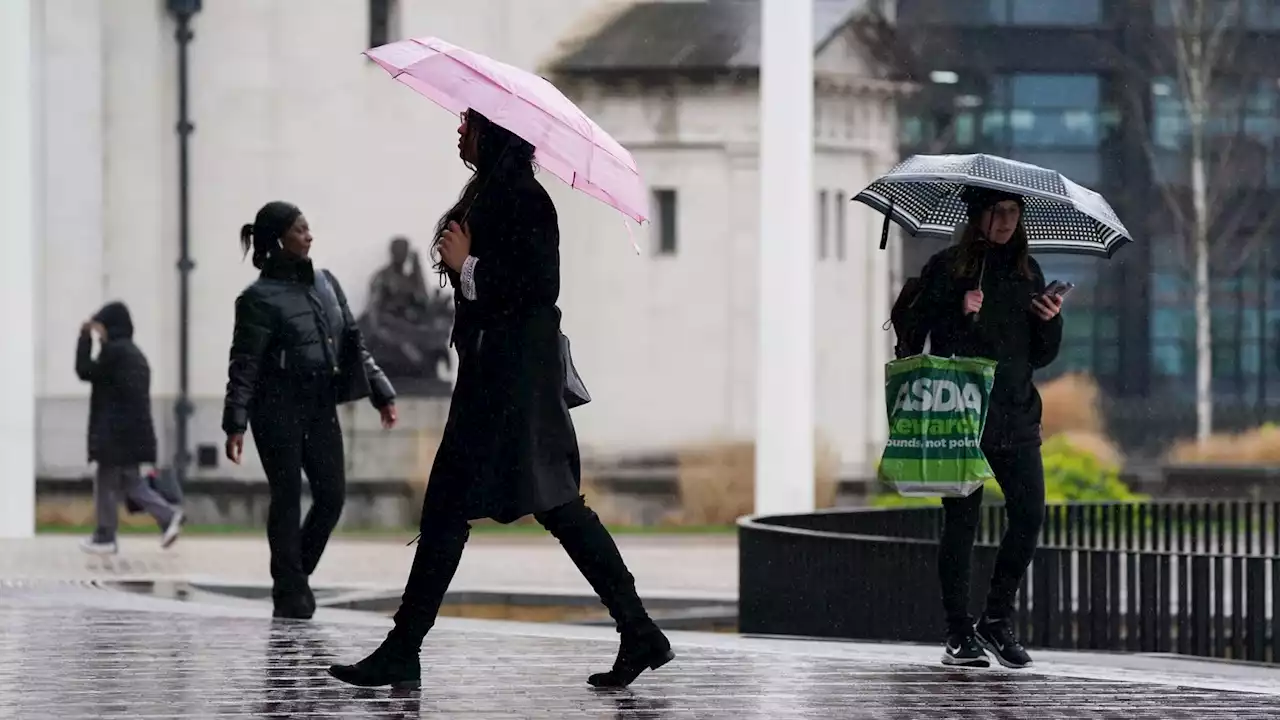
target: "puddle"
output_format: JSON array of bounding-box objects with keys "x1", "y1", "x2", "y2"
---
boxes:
[{"x1": 102, "y1": 580, "x2": 738, "y2": 632}]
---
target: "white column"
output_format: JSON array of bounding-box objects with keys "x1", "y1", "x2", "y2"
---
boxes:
[
  {"x1": 756, "y1": 0, "x2": 815, "y2": 515},
  {"x1": 0, "y1": 0, "x2": 37, "y2": 538}
]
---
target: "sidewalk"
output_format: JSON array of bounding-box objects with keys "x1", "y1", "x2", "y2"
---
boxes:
[
  {"x1": 0, "y1": 533, "x2": 738, "y2": 599},
  {"x1": 1, "y1": 581, "x2": 1278, "y2": 718}
]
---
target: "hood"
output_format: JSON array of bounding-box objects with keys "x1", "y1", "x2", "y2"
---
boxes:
[{"x1": 93, "y1": 301, "x2": 134, "y2": 341}]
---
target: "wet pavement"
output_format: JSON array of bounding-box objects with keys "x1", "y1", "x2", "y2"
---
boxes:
[
  {"x1": 0, "y1": 535, "x2": 738, "y2": 599},
  {"x1": 2, "y1": 583, "x2": 1280, "y2": 718}
]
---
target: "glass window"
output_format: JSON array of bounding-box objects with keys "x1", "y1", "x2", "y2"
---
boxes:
[
  {"x1": 817, "y1": 190, "x2": 829, "y2": 260},
  {"x1": 1152, "y1": 150, "x2": 1189, "y2": 185},
  {"x1": 1155, "y1": 0, "x2": 1245, "y2": 27},
  {"x1": 900, "y1": 116, "x2": 925, "y2": 146},
  {"x1": 1152, "y1": 74, "x2": 1280, "y2": 187},
  {"x1": 835, "y1": 191, "x2": 847, "y2": 261},
  {"x1": 1152, "y1": 339, "x2": 1190, "y2": 379},
  {"x1": 1246, "y1": 0, "x2": 1280, "y2": 28},
  {"x1": 1010, "y1": 75, "x2": 1100, "y2": 109},
  {"x1": 908, "y1": 0, "x2": 1006, "y2": 24},
  {"x1": 1152, "y1": 112, "x2": 1187, "y2": 151},
  {"x1": 954, "y1": 112, "x2": 978, "y2": 147},
  {"x1": 1010, "y1": 0, "x2": 1101, "y2": 25},
  {"x1": 1009, "y1": 109, "x2": 1101, "y2": 147},
  {"x1": 1147, "y1": 238, "x2": 1280, "y2": 396},
  {"x1": 1034, "y1": 255, "x2": 1118, "y2": 380},
  {"x1": 368, "y1": 0, "x2": 401, "y2": 48},
  {"x1": 1037, "y1": 255, "x2": 1107, "y2": 288},
  {"x1": 1008, "y1": 150, "x2": 1101, "y2": 186},
  {"x1": 652, "y1": 189, "x2": 677, "y2": 256},
  {"x1": 906, "y1": 0, "x2": 1103, "y2": 25},
  {"x1": 981, "y1": 110, "x2": 1008, "y2": 145}
]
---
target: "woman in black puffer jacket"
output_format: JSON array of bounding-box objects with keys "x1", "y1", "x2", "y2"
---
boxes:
[{"x1": 222, "y1": 201, "x2": 398, "y2": 619}]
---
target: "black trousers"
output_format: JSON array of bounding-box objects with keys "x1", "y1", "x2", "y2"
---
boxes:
[
  {"x1": 388, "y1": 493, "x2": 654, "y2": 650},
  {"x1": 938, "y1": 444, "x2": 1045, "y2": 635},
  {"x1": 250, "y1": 378, "x2": 346, "y2": 598}
]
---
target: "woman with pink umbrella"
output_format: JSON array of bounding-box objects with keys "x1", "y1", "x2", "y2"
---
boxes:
[{"x1": 328, "y1": 106, "x2": 674, "y2": 690}]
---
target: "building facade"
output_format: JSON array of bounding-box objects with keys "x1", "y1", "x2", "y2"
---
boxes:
[
  {"x1": 550, "y1": 0, "x2": 901, "y2": 477},
  {"x1": 31, "y1": 0, "x2": 898, "y2": 482},
  {"x1": 892, "y1": 0, "x2": 1280, "y2": 453}
]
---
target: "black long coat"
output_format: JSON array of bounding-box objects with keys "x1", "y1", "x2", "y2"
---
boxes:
[
  {"x1": 76, "y1": 302, "x2": 158, "y2": 467},
  {"x1": 425, "y1": 173, "x2": 581, "y2": 524}
]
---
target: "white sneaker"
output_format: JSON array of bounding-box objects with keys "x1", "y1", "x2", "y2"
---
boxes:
[
  {"x1": 80, "y1": 538, "x2": 118, "y2": 555},
  {"x1": 161, "y1": 509, "x2": 184, "y2": 549}
]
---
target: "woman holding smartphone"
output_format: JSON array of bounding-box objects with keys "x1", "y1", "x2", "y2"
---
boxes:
[{"x1": 898, "y1": 186, "x2": 1065, "y2": 670}]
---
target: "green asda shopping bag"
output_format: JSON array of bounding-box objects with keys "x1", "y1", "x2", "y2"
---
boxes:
[{"x1": 878, "y1": 354, "x2": 998, "y2": 497}]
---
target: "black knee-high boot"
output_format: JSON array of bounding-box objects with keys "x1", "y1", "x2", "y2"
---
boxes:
[
  {"x1": 327, "y1": 517, "x2": 470, "y2": 689},
  {"x1": 536, "y1": 497, "x2": 674, "y2": 687}
]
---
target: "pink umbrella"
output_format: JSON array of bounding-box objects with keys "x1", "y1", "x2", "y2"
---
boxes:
[{"x1": 365, "y1": 36, "x2": 649, "y2": 224}]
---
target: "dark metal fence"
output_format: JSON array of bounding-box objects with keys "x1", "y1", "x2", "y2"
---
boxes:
[{"x1": 738, "y1": 500, "x2": 1280, "y2": 664}]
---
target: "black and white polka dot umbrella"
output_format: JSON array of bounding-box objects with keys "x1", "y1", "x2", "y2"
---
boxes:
[{"x1": 853, "y1": 153, "x2": 1133, "y2": 258}]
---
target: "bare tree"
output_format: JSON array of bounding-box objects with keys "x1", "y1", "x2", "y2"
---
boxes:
[{"x1": 1114, "y1": 0, "x2": 1280, "y2": 441}]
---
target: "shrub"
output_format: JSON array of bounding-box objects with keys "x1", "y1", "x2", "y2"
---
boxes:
[
  {"x1": 1166, "y1": 424, "x2": 1280, "y2": 466},
  {"x1": 871, "y1": 431, "x2": 1141, "y2": 507},
  {"x1": 1039, "y1": 373, "x2": 1106, "y2": 438},
  {"x1": 671, "y1": 437, "x2": 841, "y2": 526},
  {"x1": 1040, "y1": 433, "x2": 1146, "y2": 503}
]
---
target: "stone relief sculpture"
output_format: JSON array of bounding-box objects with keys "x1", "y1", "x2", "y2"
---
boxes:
[{"x1": 356, "y1": 236, "x2": 455, "y2": 398}]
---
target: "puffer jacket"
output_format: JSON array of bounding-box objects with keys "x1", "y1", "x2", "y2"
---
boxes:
[{"x1": 221, "y1": 253, "x2": 395, "y2": 435}]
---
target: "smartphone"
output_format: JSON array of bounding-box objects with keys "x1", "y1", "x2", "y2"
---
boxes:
[{"x1": 1044, "y1": 280, "x2": 1076, "y2": 299}]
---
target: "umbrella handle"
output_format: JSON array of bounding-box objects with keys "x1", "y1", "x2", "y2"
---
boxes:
[
  {"x1": 878, "y1": 196, "x2": 895, "y2": 250},
  {"x1": 968, "y1": 252, "x2": 986, "y2": 323}
]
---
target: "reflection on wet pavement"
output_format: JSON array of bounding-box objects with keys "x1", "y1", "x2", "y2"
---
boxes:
[{"x1": 0, "y1": 587, "x2": 1277, "y2": 719}]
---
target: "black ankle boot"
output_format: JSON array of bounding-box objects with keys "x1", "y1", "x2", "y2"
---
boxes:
[
  {"x1": 587, "y1": 626, "x2": 675, "y2": 688},
  {"x1": 327, "y1": 634, "x2": 421, "y2": 690},
  {"x1": 272, "y1": 586, "x2": 314, "y2": 620}
]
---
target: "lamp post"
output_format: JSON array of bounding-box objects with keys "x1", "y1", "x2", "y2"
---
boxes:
[
  {"x1": 166, "y1": 0, "x2": 201, "y2": 490},
  {"x1": 756, "y1": 0, "x2": 816, "y2": 515},
  {"x1": 0, "y1": 0, "x2": 36, "y2": 538}
]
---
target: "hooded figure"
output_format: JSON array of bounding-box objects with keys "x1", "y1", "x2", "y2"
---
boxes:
[
  {"x1": 76, "y1": 302, "x2": 182, "y2": 553},
  {"x1": 77, "y1": 302, "x2": 156, "y2": 466}
]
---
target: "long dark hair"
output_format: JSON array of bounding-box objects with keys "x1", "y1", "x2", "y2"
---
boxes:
[
  {"x1": 951, "y1": 192, "x2": 1033, "y2": 280},
  {"x1": 431, "y1": 109, "x2": 536, "y2": 284}
]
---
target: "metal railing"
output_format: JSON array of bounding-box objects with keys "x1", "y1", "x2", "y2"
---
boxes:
[{"x1": 738, "y1": 500, "x2": 1280, "y2": 664}]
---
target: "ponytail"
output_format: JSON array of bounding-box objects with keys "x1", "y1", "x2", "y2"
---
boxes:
[
  {"x1": 240, "y1": 201, "x2": 301, "y2": 270},
  {"x1": 239, "y1": 223, "x2": 255, "y2": 262}
]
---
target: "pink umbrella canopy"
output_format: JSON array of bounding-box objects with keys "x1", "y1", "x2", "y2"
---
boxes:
[{"x1": 365, "y1": 36, "x2": 649, "y2": 224}]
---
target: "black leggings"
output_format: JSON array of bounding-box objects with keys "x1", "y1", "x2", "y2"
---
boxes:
[
  {"x1": 250, "y1": 379, "x2": 346, "y2": 598},
  {"x1": 389, "y1": 494, "x2": 652, "y2": 648},
  {"x1": 938, "y1": 444, "x2": 1045, "y2": 635}
]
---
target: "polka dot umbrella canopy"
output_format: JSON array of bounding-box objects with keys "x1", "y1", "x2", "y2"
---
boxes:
[{"x1": 853, "y1": 153, "x2": 1134, "y2": 258}]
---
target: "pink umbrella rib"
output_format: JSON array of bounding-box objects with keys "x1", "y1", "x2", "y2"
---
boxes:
[{"x1": 400, "y1": 39, "x2": 640, "y2": 175}]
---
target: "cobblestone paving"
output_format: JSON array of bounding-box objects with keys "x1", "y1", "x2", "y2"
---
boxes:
[{"x1": 1, "y1": 584, "x2": 1279, "y2": 719}]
